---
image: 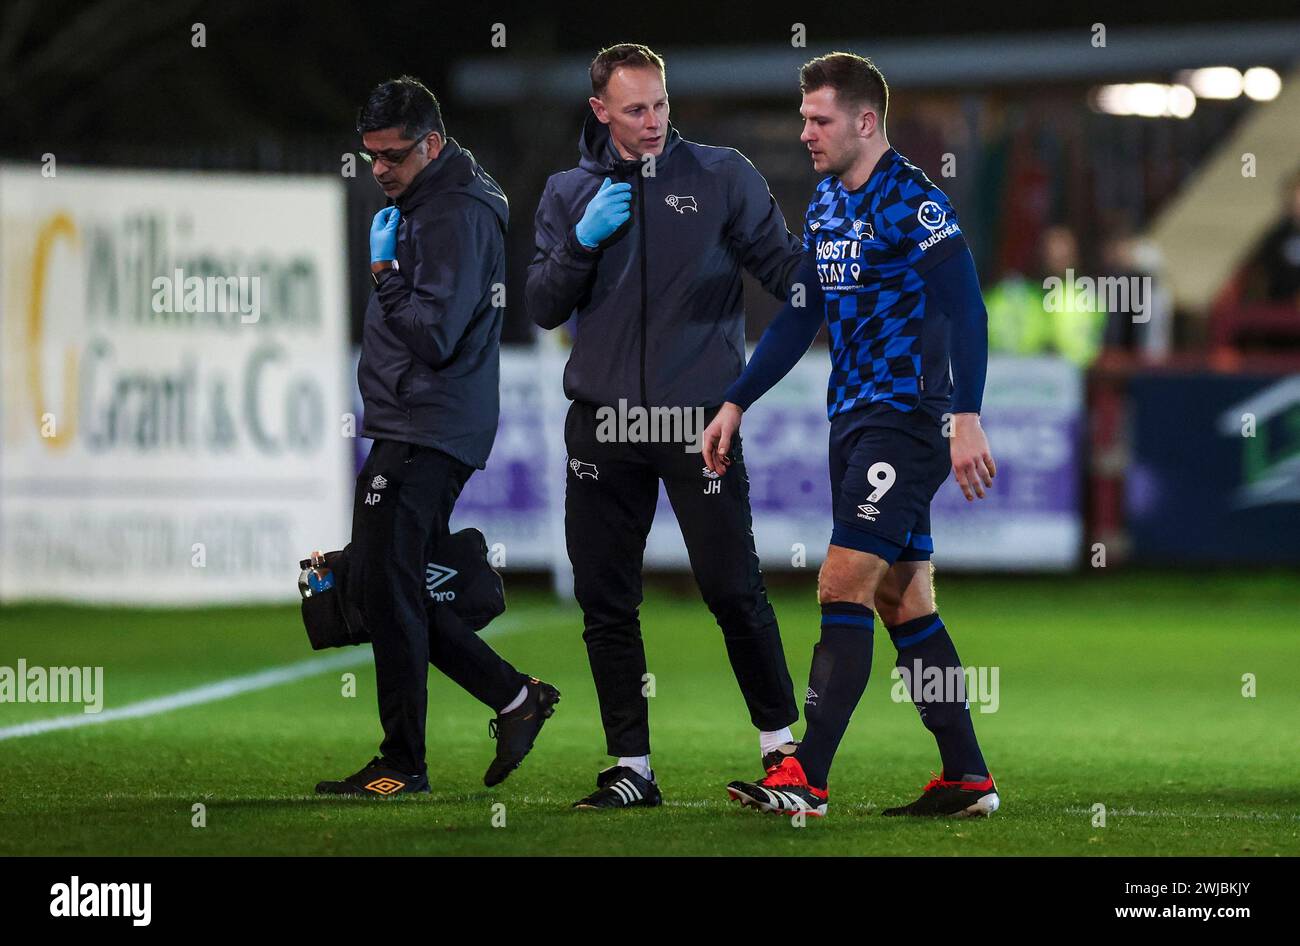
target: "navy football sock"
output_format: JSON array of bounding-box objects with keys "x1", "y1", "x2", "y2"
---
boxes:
[
  {"x1": 888, "y1": 612, "x2": 987, "y2": 779},
  {"x1": 794, "y1": 603, "x2": 874, "y2": 789}
]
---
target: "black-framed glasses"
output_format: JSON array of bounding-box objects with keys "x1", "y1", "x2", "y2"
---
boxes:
[{"x1": 359, "y1": 130, "x2": 432, "y2": 167}]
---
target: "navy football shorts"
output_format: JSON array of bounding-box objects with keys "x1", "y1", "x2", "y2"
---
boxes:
[{"x1": 828, "y1": 405, "x2": 952, "y2": 564}]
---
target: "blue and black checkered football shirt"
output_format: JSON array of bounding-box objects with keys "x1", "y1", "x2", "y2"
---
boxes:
[{"x1": 804, "y1": 148, "x2": 967, "y2": 420}]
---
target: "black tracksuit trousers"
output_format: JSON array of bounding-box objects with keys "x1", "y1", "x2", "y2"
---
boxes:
[
  {"x1": 351, "y1": 439, "x2": 525, "y2": 775},
  {"x1": 564, "y1": 402, "x2": 798, "y2": 757}
]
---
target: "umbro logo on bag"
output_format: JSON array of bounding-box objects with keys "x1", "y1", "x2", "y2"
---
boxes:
[
  {"x1": 425, "y1": 562, "x2": 458, "y2": 602},
  {"x1": 857, "y1": 503, "x2": 880, "y2": 521}
]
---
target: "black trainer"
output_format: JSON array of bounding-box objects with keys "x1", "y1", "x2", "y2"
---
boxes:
[
  {"x1": 315, "y1": 756, "x2": 430, "y2": 796},
  {"x1": 881, "y1": 772, "x2": 1000, "y2": 817},
  {"x1": 572, "y1": 765, "x2": 662, "y2": 810},
  {"x1": 484, "y1": 677, "x2": 561, "y2": 787}
]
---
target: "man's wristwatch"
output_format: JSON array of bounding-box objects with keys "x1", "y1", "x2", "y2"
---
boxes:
[{"x1": 370, "y1": 259, "x2": 399, "y2": 288}]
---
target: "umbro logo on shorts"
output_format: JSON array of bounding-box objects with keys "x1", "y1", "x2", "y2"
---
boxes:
[
  {"x1": 371, "y1": 475, "x2": 388, "y2": 490},
  {"x1": 857, "y1": 503, "x2": 880, "y2": 521}
]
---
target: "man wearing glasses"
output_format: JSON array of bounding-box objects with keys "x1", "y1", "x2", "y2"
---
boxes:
[{"x1": 315, "y1": 76, "x2": 560, "y2": 796}]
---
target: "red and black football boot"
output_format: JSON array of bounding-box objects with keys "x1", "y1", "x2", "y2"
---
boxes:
[
  {"x1": 760, "y1": 740, "x2": 799, "y2": 772},
  {"x1": 727, "y1": 755, "x2": 828, "y2": 817},
  {"x1": 881, "y1": 772, "x2": 1000, "y2": 817}
]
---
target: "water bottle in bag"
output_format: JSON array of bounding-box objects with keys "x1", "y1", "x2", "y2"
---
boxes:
[{"x1": 297, "y1": 550, "x2": 335, "y2": 599}]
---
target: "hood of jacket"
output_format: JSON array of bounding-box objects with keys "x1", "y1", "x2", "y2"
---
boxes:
[
  {"x1": 395, "y1": 137, "x2": 509, "y2": 232},
  {"x1": 525, "y1": 113, "x2": 803, "y2": 413},
  {"x1": 358, "y1": 136, "x2": 507, "y2": 470},
  {"x1": 577, "y1": 110, "x2": 683, "y2": 176}
]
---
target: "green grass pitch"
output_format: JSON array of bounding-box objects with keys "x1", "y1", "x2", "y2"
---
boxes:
[{"x1": 1, "y1": 572, "x2": 1297, "y2": 856}]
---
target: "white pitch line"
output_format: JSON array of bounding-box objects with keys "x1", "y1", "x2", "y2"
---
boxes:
[
  {"x1": 0, "y1": 650, "x2": 371, "y2": 742},
  {"x1": 1063, "y1": 806, "x2": 1300, "y2": 821},
  {"x1": 0, "y1": 615, "x2": 526, "y2": 743}
]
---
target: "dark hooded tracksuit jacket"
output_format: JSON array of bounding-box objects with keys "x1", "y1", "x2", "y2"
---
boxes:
[
  {"x1": 354, "y1": 140, "x2": 524, "y2": 773},
  {"x1": 527, "y1": 115, "x2": 803, "y2": 755}
]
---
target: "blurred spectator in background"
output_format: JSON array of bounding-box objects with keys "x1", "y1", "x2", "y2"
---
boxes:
[
  {"x1": 1098, "y1": 228, "x2": 1172, "y2": 364},
  {"x1": 1242, "y1": 169, "x2": 1300, "y2": 306},
  {"x1": 985, "y1": 224, "x2": 1105, "y2": 366}
]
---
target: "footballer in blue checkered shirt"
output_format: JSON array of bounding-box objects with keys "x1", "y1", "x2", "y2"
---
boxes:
[{"x1": 701, "y1": 52, "x2": 999, "y2": 819}]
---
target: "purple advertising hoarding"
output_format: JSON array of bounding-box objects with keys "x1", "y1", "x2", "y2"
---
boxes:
[{"x1": 355, "y1": 350, "x2": 1083, "y2": 571}]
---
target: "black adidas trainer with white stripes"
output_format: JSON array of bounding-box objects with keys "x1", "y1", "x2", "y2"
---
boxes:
[
  {"x1": 727, "y1": 755, "x2": 828, "y2": 817},
  {"x1": 572, "y1": 765, "x2": 663, "y2": 810}
]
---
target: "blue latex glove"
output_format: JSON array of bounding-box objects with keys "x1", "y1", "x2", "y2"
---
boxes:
[
  {"x1": 575, "y1": 177, "x2": 632, "y2": 248},
  {"x1": 370, "y1": 206, "x2": 401, "y2": 263}
]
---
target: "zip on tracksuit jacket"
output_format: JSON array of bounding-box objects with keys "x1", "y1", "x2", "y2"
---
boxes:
[
  {"x1": 526, "y1": 113, "x2": 803, "y2": 409},
  {"x1": 358, "y1": 139, "x2": 508, "y2": 470}
]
